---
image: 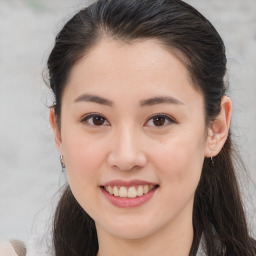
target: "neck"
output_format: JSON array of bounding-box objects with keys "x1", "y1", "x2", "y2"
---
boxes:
[{"x1": 96, "y1": 212, "x2": 194, "y2": 256}]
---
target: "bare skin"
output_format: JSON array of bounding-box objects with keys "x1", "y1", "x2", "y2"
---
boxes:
[{"x1": 0, "y1": 241, "x2": 18, "y2": 256}]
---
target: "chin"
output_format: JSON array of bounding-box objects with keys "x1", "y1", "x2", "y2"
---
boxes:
[
  {"x1": 96, "y1": 214, "x2": 163, "y2": 240},
  {"x1": 108, "y1": 226, "x2": 154, "y2": 240}
]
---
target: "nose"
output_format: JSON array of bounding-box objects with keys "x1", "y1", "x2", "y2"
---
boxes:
[{"x1": 107, "y1": 126, "x2": 147, "y2": 171}]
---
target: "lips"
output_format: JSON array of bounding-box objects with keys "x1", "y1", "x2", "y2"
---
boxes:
[{"x1": 100, "y1": 180, "x2": 159, "y2": 207}]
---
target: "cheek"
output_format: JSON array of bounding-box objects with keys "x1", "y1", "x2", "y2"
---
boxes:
[
  {"x1": 149, "y1": 135, "x2": 205, "y2": 221},
  {"x1": 60, "y1": 131, "x2": 107, "y2": 214},
  {"x1": 61, "y1": 129, "x2": 106, "y2": 183},
  {"x1": 152, "y1": 130, "x2": 205, "y2": 188}
]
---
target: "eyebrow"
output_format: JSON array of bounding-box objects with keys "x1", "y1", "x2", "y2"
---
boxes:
[
  {"x1": 74, "y1": 94, "x2": 113, "y2": 106},
  {"x1": 140, "y1": 96, "x2": 184, "y2": 107},
  {"x1": 74, "y1": 94, "x2": 184, "y2": 107}
]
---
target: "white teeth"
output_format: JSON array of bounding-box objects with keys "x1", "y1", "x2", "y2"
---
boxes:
[
  {"x1": 113, "y1": 186, "x2": 119, "y2": 197},
  {"x1": 108, "y1": 186, "x2": 114, "y2": 195},
  {"x1": 137, "y1": 185, "x2": 144, "y2": 196},
  {"x1": 104, "y1": 184, "x2": 156, "y2": 198},
  {"x1": 128, "y1": 187, "x2": 137, "y2": 198},
  {"x1": 143, "y1": 185, "x2": 149, "y2": 194},
  {"x1": 119, "y1": 186, "x2": 128, "y2": 198}
]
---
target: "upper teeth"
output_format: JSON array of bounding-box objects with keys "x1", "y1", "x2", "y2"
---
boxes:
[{"x1": 104, "y1": 185, "x2": 155, "y2": 198}]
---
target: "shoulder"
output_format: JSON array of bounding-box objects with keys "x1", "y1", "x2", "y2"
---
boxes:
[{"x1": 0, "y1": 241, "x2": 18, "y2": 256}]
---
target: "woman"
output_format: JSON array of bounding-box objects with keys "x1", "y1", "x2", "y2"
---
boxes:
[{"x1": 2, "y1": 0, "x2": 255, "y2": 255}]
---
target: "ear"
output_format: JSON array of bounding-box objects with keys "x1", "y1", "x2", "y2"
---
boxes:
[
  {"x1": 205, "y1": 96, "x2": 232, "y2": 157},
  {"x1": 49, "y1": 107, "x2": 62, "y2": 153}
]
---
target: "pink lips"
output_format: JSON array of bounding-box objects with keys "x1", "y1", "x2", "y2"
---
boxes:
[
  {"x1": 100, "y1": 179, "x2": 158, "y2": 208},
  {"x1": 102, "y1": 179, "x2": 157, "y2": 187}
]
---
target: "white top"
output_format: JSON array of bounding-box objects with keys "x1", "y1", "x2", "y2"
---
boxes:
[
  {"x1": 26, "y1": 234, "x2": 53, "y2": 256},
  {"x1": 1, "y1": 234, "x2": 208, "y2": 256}
]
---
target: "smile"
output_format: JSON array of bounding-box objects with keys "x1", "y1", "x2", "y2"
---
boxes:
[
  {"x1": 100, "y1": 183, "x2": 159, "y2": 208},
  {"x1": 103, "y1": 185, "x2": 157, "y2": 198}
]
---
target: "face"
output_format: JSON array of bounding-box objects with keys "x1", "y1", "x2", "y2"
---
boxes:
[{"x1": 52, "y1": 39, "x2": 209, "y2": 240}]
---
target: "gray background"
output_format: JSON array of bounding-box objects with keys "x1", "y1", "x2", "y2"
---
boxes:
[{"x1": 0, "y1": 0, "x2": 255, "y2": 242}]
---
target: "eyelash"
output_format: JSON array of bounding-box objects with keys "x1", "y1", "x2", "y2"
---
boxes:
[
  {"x1": 145, "y1": 113, "x2": 175, "y2": 128},
  {"x1": 81, "y1": 113, "x2": 176, "y2": 128},
  {"x1": 81, "y1": 113, "x2": 110, "y2": 127}
]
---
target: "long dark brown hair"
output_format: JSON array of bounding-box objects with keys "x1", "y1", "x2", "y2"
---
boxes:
[{"x1": 46, "y1": 0, "x2": 256, "y2": 255}]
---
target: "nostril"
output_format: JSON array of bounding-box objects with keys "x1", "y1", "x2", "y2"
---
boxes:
[{"x1": 107, "y1": 151, "x2": 147, "y2": 171}]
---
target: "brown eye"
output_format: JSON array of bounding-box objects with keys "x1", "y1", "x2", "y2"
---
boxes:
[
  {"x1": 146, "y1": 114, "x2": 175, "y2": 128},
  {"x1": 152, "y1": 116, "x2": 166, "y2": 126},
  {"x1": 82, "y1": 114, "x2": 109, "y2": 126},
  {"x1": 92, "y1": 116, "x2": 105, "y2": 125}
]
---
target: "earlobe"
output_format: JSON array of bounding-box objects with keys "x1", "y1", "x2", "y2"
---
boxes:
[
  {"x1": 49, "y1": 107, "x2": 62, "y2": 152},
  {"x1": 205, "y1": 96, "x2": 232, "y2": 157}
]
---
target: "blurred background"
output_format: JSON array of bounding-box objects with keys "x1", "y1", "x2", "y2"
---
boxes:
[{"x1": 0, "y1": 0, "x2": 255, "y2": 243}]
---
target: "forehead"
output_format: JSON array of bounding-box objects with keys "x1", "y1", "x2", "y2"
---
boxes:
[
  {"x1": 70, "y1": 38, "x2": 190, "y2": 82},
  {"x1": 65, "y1": 38, "x2": 203, "y2": 107}
]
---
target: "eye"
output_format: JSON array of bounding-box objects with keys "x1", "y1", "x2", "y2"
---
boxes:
[
  {"x1": 81, "y1": 113, "x2": 110, "y2": 126},
  {"x1": 145, "y1": 114, "x2": 175, "y2": 127}
]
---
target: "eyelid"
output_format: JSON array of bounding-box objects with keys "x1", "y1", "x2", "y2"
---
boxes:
[
  {"x1": 80, "y1": 112, "x2": 176, "y2": 127},
  {"x1": 81, "y1": 112, "x2": 110, "y2": 126},
  {"x1": 144, "y1": 113, "x2": 176, "y2": 127}
]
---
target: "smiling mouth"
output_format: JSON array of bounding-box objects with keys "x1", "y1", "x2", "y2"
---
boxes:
[{"x1": 101, "y1": 185, "x2": 159, "y2": 198}]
